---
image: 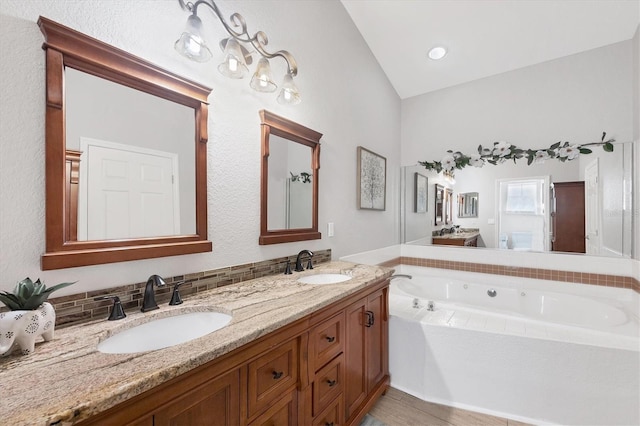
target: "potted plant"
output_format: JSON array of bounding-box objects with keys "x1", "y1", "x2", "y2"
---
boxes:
[{"x1": 0, "y1": 278, "x2": 74, "y2": 356}]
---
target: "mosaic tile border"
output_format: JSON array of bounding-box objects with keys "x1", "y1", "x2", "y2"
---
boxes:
[
  {"x1": 378, "y1": 256, "x2": 640, "y2": 293},
  {"x1": 44, "y1": 249, "x2": 332, "y2": 327}
]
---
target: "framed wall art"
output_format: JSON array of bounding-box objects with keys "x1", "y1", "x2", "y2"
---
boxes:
[{"x1": 357, "y1": 146, "x2": 386, "y2": 210}]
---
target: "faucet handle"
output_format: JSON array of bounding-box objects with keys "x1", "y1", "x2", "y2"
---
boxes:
[
  {"x1": 169, "y1": 281, "x2": 184, "y2": 306},
  {"x1": 95, "y1": 295, "x2": 126, "y2": 321},
  {"x1": 284, "y1": 260, "x2": 293, "y2": 275},
  {"x1": 306, "y1": 258, "x2": 313, "y2": 270}
]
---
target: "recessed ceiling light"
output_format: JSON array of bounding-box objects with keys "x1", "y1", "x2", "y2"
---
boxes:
[{"x1": 428, "y1": 46, "x2": 447, "y2": 60}]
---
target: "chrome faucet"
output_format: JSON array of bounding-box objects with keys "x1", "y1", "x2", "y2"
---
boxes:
[
  {"x1": 141, "y1": 275, "x2": 166, "y2": 312},
  {"x1": 294, "y1": 250, "x2": 314, "y2": 272}
]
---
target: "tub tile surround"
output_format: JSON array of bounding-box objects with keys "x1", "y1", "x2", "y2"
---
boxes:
[
  {"x1": 0, "y1": 260, "x2": 392, "y2": 426},
  {"x1": 43, "y1": 249, "x2": 331, "y2": 327},
  {"x1": 392, "y1": 257, "x2": 639, "y2": 291},
  {"x1": 346, "y1": 244, "x2": 640, "y2": 293}
]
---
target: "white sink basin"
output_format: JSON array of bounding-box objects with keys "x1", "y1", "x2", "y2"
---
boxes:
[
  {"x1": 98, "y1": 311, "x2": 232, "y2": 354},
  {"x1": 298, "y1": 273, "x2": 353, "y2": 285}
]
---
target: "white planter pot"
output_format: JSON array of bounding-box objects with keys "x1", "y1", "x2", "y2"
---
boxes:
[{"x1": 0, "y1": 302, "x2": 56, "y2": 356}]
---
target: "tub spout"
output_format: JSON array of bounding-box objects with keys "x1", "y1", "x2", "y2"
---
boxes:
[{"x1": 391, "y1": 274, "x2": 412, "y2": 280}]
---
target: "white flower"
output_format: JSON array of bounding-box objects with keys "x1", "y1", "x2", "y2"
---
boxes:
[
  {"x1": 558, "y1": 145, "x2": 580, "y2": 160},
  {"x1": 534, "y1": 150, "x2": 550, "y2": 163},
  {"x1": 469, "y1": 155, "x2": 484, "y2": 168},
  {"x1": 441, "y1": 155, "x2": 456, "y2": 171},
  {"x1": 492, "y1": 141, "x2": 512, "y2": 157}
]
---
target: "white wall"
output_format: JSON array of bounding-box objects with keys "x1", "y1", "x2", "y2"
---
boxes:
[
  {"x1": 402, "y1": 40, "x2": 635, "y2": 256},
  {"x1": 633, "y1": 25, "x2": 640, "y2": 262},
  {"x1": 402, "y1": 40, "x2": 633, "y2": 165},
  {"x1": 0, "y1": 0, "x2": 401, "y2": 295}
]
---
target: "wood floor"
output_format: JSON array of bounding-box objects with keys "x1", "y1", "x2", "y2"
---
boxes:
[{"x1": 368, "y1": 387, "x2": 532, "y2": 426}]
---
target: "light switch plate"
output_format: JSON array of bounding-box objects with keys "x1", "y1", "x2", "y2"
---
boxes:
[{"x1": 327, "y1": 222, "x2": 334, "y2": 237}]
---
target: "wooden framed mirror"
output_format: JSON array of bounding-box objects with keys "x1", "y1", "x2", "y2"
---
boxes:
[
  {"x1": 434, "y1": 184, "x2": 444, "y2": 225},
  {"x1": 444, "y1": 188, "x2": 454, "y2": 224},
  {"x1": 458, "y1": 192, "x2": 479, "y2": 218},
  {"x1": 39, "y1": 17, "x2": 212, "y2": 270},
  {"x1": 259, "y1": 110, "x2": 321, "y2": 245}
]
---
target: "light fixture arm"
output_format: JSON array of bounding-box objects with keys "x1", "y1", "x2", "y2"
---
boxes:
[{"x1": 178, "y1": 0, "x2": 298, "y2": 76}]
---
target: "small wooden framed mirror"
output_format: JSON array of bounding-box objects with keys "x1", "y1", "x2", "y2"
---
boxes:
[{"x1": 259, "y1": 110, "x2": 322, "y2": 245}]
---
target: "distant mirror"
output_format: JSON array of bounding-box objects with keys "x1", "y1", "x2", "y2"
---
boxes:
[{"x1": 458, "y1": 192, "x2": 479, "y2": 218}]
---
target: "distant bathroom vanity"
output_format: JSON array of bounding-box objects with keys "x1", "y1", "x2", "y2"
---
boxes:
[{"x1": 432, "y1": 230, "x2": 479, "y2": 247}]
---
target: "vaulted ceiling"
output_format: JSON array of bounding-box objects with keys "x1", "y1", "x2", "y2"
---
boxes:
[{"x1": 341, "y1": 0, "x2": 640, "y2": 99}]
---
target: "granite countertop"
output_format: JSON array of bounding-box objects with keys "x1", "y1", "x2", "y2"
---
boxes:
[
  {"x1": 1, "y1": 261, "x2": 392, "y2": 426},
  {"x1": 433, "y1": 231, "x2": 480, "y2": 240}
]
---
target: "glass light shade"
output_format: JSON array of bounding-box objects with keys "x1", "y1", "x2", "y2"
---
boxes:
[
  {"x1": 250, "y1": 58, "x2": 277, "y2": 93},
  {"x1": 174, "y1": 14, "x2": 212, "y2": 62},
  {"x1": 217, "y1": 38, "x2": 249, "y2": 79},
  {"x1": 277, "y1": 73, "x2": 301, "y2": 105}
]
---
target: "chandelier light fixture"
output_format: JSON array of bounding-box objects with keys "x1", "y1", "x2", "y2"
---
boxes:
[{"x1": 175, "y1": 0, "x2": 301, "y2": 105}]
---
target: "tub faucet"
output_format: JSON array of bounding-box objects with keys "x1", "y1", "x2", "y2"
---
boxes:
[
  {"x1": 294, "y1": 250, "x2": 314, "y2": 272},
  {"x1": 391, "y1": 274, "x2": 413, "y2": 280},
  {"x1": 141, "y1": 274, "x2": 166, "y2": 312}
]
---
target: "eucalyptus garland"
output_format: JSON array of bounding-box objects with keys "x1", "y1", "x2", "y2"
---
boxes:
[{"x1": 419, "y1": 132, "x2": 615, "y2": 173}]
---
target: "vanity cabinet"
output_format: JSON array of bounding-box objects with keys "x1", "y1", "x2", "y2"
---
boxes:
[
  {"x1": 78, "y1": 278, "x2": 390, "y2": 426},
  {"x1": 344, "y1": 288, "x2": 388, "y2": 422},
  {"x1": 432, "y1": 233, "x2": 479, "y2": 247},
  {"x1": 154, "y1": 369, "x2": 240, "y2": 426}
]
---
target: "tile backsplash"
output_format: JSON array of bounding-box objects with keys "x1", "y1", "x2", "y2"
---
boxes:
[
  {"x1": 45, "y1": 249, "x2": 331, "y2": 327},
  {"x1": 378, "y1": 256, "x2": 640, "y2": 292}
]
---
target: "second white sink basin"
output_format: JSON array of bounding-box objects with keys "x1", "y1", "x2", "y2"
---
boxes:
[
  {"x1": 98, "y1": 311, "x2": 232, "y2": 354},
  {"x1": 298, "y1": 273, "x2": 353, "y2": 285}
]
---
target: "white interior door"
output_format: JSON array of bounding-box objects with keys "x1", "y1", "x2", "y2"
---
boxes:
[
  {"x1": 78, "y1": 138, "x2": 179, "y2": 240},
  {"x1": 584, "y1": 159, "x2": 601, "y2": 255}
]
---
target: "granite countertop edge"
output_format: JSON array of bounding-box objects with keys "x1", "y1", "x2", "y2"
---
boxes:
[{"x1": 0, "y1": 261, "x2": 393, "y2": 426}]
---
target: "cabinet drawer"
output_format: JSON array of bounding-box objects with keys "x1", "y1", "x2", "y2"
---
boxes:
[
  {"x1": 248, "y1": 339, "x2": 299, "y2": 418},
  {"x1": 312, "y1": 354, "x2": 344, "y2": 417},
  {"x1": 248, "y1": 389, "x2": 297, "y2": 426},
  {"x1": 313, "y1": 394, "x2": 343, "y2": 426},
  {"x1": 310, "y1": 312, "x2": 345, "y2": 372}
]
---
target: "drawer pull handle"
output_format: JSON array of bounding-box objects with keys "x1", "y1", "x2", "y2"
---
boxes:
[
  {"x1": 327, "y1": 379, "x2": 337, "y2": 387},
  {"x1": 325, "y1": 423, "x2": 334, "y2": 426},
  {"x1": 325, "y1": 336, "x2": 336, "y2": 342},
  {"x1": 272, "y1": 371, "x2": 283, "y2": 380}
]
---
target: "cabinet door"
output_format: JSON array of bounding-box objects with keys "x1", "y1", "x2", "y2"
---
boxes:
[
  {"x1": 344, "y1": 299, "x2": 367, "y2": 419},
  {"x1": 366, "y1": 288, "x2": 387, "y2": 393},
  {"x1": 153, "y1": 369, "x2": 240, "y2": 426}
]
